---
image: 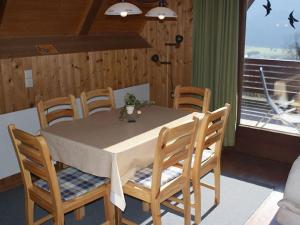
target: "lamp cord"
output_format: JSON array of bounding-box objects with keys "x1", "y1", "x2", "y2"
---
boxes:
[{"x1": 135, "y1": 0, "x2": 168, "y2": 6}]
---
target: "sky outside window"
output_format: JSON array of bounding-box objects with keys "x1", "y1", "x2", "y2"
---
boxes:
[{"x1": 245, "y1": 0, "x2": 300, "y2": 60}]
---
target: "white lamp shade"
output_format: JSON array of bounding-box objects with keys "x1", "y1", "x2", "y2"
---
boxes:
[
  {"x1": 145, "y1": 6, "x2": 177, "y2": 19},
  {"x1": 105, "y1": 2, "x2": 142, "y2": 16}
]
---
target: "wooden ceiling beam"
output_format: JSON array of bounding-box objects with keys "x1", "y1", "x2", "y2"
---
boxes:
[
  {"x1": 77, "y1": 0, "x2": 104, "y2": 35},
  {"x1": 0, "y1": 0, "x2": 7, "y2": 26},
  {"x1": 0, "y1": 33, "x2": 151, "y2": 59},
  {"x1": 248, "y1": 0, "x2": 255, "y2": 9}
]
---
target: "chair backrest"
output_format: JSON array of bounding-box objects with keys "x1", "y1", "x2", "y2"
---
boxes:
[
  {"x1": 37, "y1": 95, "x2": 79, "y2": 129},
  {"x1": 151, "y1": 117, "x2": 199, "y2": 196},
  {"x1": 8, "y1": 125, "x2": 62, "y2": 210},
  {"x1": 80, "y1": 87, "x2": 115, "y2": 118},
  {"x1": 173, "y1": 85, "x2": 211, "y2": 113},
  {"x1": 194, "y1": 103, "x2": 231, "y2": 169},
  {"x1": 259, "y1": 67, "x2": 282, "y2": 114}
]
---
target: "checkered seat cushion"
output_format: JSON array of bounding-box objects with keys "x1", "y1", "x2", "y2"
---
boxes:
[
  {"x1": 35, "y1": 167, "x2": 109, "y2": 201},
  {"x1": 179, "y1": 149, "x2": 214, "y2": 166},
  {"x1": 129, "y1": 165, "x2": 182, "y2": 189}
]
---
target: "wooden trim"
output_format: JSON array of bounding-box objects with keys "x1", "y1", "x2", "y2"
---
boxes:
[
  {"x1": 236, "y1": 0, "x2": 247, "y2": 126},
  {"x1": 0, "y1": 173, "x2": 22, "y2": 192},
  {"x1": 245, "y1": 190, "x2": 283, "y2": 225},
  {"x1": 236, "y1": 125, "x2": 300, "y2": 164},
  {"x1": 0, "y1": 33, "x2": 151, "y2": 59},
  {"x1": 247, "y1": 0, "x2": 255, "y2": 9},
  {"x1": 0, "y1": 0, "x2": 6, "y2": 26},
  {"x1": 77, "y1": 0, "x2": 104, "y2": 35}
]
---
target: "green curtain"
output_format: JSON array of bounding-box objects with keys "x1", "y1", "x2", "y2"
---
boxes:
[{"x1": 192, "y1": 0, "x2": 239, "y2": 146}]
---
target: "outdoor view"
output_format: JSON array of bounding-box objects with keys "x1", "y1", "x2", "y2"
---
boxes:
[
  {"x1": 241, "y1": 0, "x2": 300, "y2": 135},
  {"x1": 245, "y1": 0, "x2": 300, "y2": 60}
]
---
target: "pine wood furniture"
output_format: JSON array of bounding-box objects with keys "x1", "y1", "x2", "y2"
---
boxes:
[
  {"x1": 37, "y1": 95, "x2": 79, "y2": 129},
  {"x1": 165, "y1": 103, "x2": 230, "y2": 224},
  {"x1": 8, "y1": 124, "x2": 113, "y2": 225},
  {"x1": 80, "y1": 87, "x2": 115, "y2": 118},
  {"x1": 40, "y1": 106, "x2": 204, "y2": 212},
  {"x1": 121, "y1": 117, "x2": 199, "y2": 225},
  {"x1": 173, "y1": 85, "x2": 211, "y2": 113},
  {"x1": 37, "y1": 95, "x2": 79, "y2": 170}
]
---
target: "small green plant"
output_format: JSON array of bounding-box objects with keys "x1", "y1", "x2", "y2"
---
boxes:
[{"x1": 124, "y1": 93, "x2": 140, "y2": 106}]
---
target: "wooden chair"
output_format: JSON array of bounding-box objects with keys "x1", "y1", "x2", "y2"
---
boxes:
[
  {"x1": 8, "y1": 125, "x2": 113, "y2": 225},
  {"x1": 37, "y1": 95, "x2": 79, "y2": 170},
  {"x1": 80, "y1": 87, "x2": 115, "y2": 118},
  {"x1": 121, "y1": 117, "x2": 199, "y2": 225},
  {"x1": 37, "y1": 95, "x2": 79, "y2": 130},
  {"x1": 166, "y1": 103, "x2": 231, "y2": 224},
  {"x1": 173, "y1": 85, "x2": 211, "y2": 113}
]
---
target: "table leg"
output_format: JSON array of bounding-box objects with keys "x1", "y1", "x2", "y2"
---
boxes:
[{"x1": 115, "y1": 206, "x2": 122, "y2": 225}]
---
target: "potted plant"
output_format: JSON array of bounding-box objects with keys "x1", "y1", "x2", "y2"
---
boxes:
[{"x1": 124, "y1": 93, "x2": 139, "y2": 115}]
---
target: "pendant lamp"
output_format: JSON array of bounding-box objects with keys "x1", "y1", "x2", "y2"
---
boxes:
[
  {"x1": 105, "y1": 0, "x2": 142, "y2": 17},
  {"x1": 145, "y1": 0, "x2": 177, "y2": 20}
]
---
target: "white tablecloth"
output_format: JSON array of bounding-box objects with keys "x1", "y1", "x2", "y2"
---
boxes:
[{"x1": 41, "y1": 105, "x2": 203, "y2": 210}]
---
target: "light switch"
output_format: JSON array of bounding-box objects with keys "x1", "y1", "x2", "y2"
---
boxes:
[
  {"x1": 24, "y1": 70, "x2": 32, "y2": 79},
  {"x1": 25, "y1": 79, "x2": 33, "y2": 88},
  {"x1": 24, "y1": 69, "x2": 33, "y2": 88}
]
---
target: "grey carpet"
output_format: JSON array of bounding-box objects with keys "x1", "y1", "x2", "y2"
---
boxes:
[{"x1": 0, "y1": 173, "x2": 272, "y2": 225}]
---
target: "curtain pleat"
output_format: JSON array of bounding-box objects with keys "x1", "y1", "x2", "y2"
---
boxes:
[{"x1": 192, "y1": 0, "x2": 239, "y2": 146}]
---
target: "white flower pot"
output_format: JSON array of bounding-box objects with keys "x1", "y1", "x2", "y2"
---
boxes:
[{"x1": 126, "y1": 105, "x2": 135, "y2": 115}]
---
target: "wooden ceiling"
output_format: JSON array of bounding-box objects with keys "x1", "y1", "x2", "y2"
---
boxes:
[{"x1": 0, "y1": 0, "x2": 158, "y2": 58}]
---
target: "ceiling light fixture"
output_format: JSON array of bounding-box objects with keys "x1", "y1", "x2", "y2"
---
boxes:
[
  {"x1": 105, "y1": 0, "x2": 142, "y2": 17},
  {"x1": 145, "y1": 0, "x2": 177, "y2": 20}
]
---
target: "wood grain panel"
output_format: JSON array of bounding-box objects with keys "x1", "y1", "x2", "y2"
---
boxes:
[
  {"x1": 89, "y1": 0, "x2": 156, "y2": 34},
  {"x1": 0, "y1": 0, "x2": 6, "y2": 25},
  {"x1": 0, "y1": 0, "x2": 157, "y2": 37},
  {"x1": 0, "y1": 0, "x2": 90, "y2": 37},
  {"x1": 0, "y1": 34, "x2": 151, "y2": 59},
  {"x1": 0, "y1": 0, "x2": 193, "y2": 114},
  {"x1": 236, "y1": 126, "x2": 300, "y2": 164},
  {"x1": 77, "y1": 0, "x2": 104, "y2": 35}
]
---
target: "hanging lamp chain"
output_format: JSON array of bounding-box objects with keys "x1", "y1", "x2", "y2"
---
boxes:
[
  {"x1": 158, "y1": 0, "x2": 167, "y2": 7},
  {"x1": 131, "y1": 0, "x2": 168, "y2": 7}
]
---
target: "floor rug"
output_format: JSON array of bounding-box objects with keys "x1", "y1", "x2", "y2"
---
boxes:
[{"x1": 0, "y1": 173, "x2": 273, "y2": 225}]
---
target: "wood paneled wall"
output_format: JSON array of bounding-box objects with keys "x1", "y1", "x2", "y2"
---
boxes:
[{"x1": 0, "y1": 0, "x2": 193, "y2": 114}]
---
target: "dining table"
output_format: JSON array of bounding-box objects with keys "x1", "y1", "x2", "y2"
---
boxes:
[{"x1": 41, "y1": 105, "x2": 203, "y2": 212}]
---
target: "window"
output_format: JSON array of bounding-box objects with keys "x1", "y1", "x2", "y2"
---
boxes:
[{"x1": 240, "y1": 0, "x2": 300, "y2": 135}]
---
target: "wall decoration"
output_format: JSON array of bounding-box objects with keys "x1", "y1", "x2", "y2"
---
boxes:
[
  {"x1": 288, "y1": 10, "x2": 299, "y2": 29},
  {"x1": 263, "y1": 0, "x2": 272, "y2": 16}
]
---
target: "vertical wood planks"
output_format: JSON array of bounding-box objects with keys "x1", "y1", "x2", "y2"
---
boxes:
[{"x1": 0, "y1": 0, "x2": 193, "y2": 114}]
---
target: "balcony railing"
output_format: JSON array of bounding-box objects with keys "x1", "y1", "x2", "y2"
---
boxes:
[{"x1": 241, "y1": 58, "x2": 300, "y2": 134}]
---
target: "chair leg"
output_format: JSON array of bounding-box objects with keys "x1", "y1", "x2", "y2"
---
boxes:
[
  {"x1": 53, "y1": 213, "x2": 64, "y2": 225},
  {"x1": 280, "y1": 118, "x2": 300, "y2": 133},
  {"x1": 261, "y1": 116, "x2": 273, "y2": 128},
  {"x1": 142, "y1": 202, "x2": 150, "y2": 212},
  {"x1": 74, "y1": 207, "x2": 85, "y2": 220},
  {"x1": 192, "y1": 178, "x2": 201, "y2": 224},
  {"x1": 55, "y1": 162, "x2": 64, "y2": 171},
  {"x1": 182, "y1": 183, "x2": 191, "y2": 225},
  {"x1": 255, "y1": 109, "x2": 272, "y2": 127},
  {"x1": 25, "y1": 195, "x2": 34, "y2": 225},
  {"x1": 213, "y1": 163, "x2": 221, "y2": 205},
  {"x1": 103, "y1": 189, "x2": 114, "y2": 224},
  {"x1": 151, "y1": 200, "x2": 161, "y2": 225}
]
